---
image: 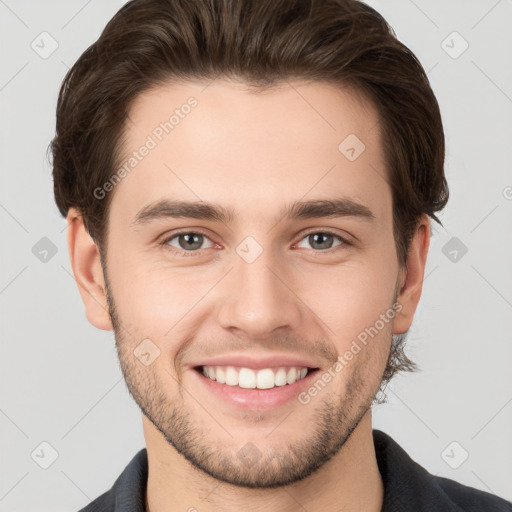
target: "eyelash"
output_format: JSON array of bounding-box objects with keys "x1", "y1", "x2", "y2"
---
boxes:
[{"x1": 159, "y1": 229, "x2": 353, "y2": 257}]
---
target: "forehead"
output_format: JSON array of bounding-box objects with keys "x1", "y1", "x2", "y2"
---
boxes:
[{"x1": 111, "y1": 79, "x2": 390, "y2": 227}]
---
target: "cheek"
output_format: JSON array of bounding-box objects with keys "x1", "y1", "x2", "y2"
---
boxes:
[
  {"x1": 107, "y1": 256, "x2": 214, "y2": 336},
  {"x1": 294, "y1": 255, "x2": 398, "y2": 340}
]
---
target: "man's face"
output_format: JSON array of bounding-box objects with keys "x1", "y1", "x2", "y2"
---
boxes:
[{"x1": 100, "y1": 79, "x2": 406, "y2": 487}]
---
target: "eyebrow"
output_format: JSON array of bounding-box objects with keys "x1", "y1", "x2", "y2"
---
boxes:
[{"x1": 131, "y1": 197, "x2": 376, "y2": 227}]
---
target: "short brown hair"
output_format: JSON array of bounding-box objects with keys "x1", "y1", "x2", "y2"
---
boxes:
[
  {"x1": 51, "y1": 0, "x2": 448, "y2": 268},
  {"x1": 51, "y1": 0, "x2": 450, "y2": 395}
]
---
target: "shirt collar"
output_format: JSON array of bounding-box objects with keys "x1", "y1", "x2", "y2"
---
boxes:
[{"x1": 95, "y1": 429, "x2": 473, "y2": 512}]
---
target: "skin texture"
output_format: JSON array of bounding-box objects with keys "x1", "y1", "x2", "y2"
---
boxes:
[{"x1": 67, "y1": 79, "x2": 430, "y2": 512}]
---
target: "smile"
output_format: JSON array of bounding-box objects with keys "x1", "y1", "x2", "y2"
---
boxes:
[
  {"x1": 192, "y1": 364, "x2": 321, "y2": 410},
  {"x1": 199, "y1": 365, "x2": 310, "y2": 389}
]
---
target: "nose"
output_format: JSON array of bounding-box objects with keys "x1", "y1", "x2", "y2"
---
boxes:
[{"x1": 215, "y1": 244, "x2": 303, "y2": 340}]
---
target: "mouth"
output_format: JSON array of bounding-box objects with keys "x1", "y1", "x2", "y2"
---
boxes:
[
  {"x1": 192, "y1": 365, "x2": 321, "y2": 410},
  {"x1": 194, "y1": 365, "x2": 319, "y2": 389}
]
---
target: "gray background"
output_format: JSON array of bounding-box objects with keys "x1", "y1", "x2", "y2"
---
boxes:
[{"x1": 1, "y1": 0, "x2": 511, "y2": 510}]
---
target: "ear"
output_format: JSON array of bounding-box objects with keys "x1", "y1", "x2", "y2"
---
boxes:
[
  {"x1": 393, "y1": 215, "x2": 431, "y2": 335},
  {"x1": 66, "y1": 208, "x2": 113, "y2": 330}
]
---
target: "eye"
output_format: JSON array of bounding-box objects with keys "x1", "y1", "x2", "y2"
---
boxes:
[
  {"x1": 295, "y1": 231, "x2": 351, "y2": 252},
  {"x1": 162, "y1": 231, "x2": 215, "y2": 255},
  {"x1": 160, "y1": 229, "x2": 352, "y2": 257}
]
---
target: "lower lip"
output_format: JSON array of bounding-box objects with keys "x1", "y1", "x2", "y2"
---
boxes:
[{"x1": 192, "y1": 368, "x2": 318, "y2": 411}]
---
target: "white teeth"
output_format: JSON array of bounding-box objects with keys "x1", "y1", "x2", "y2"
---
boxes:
[
  {"x1": 275, "y1": 368, "x2": 287, "y2": 386},
  {"x1": 201, "y1": 365, "x2": 310, "y2": 389},
  {"x1": 216, "y1": 367, "x2": 226, "y2": 384},
  {"x1": 225, "y1": 366, "x2": 238, "y2": 386},
  {"x1": 256, "y1": 369, "x2": 275, "y2": 389},
  {"x1": 239, "y1": 368, "x2": 256, "y2": 389},
  {"x1": 286, "y1": 367, "x2": 297, "y2": 385}
]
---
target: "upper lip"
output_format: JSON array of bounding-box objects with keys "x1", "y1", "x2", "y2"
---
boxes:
[{"x1": 190, "y1": 353, "x2": 322, "y2": 370}]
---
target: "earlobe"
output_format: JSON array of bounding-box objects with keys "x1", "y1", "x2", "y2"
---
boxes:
[
  {"x1": 66, "y1": 208, "x2": 113, "y2": 331},
  {"x1": 393, "y1": 215, "x2": 431, "y2": 335}
]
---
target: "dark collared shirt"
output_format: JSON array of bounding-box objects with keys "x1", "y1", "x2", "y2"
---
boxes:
[{"x1": 77, "y1": 429, "x2": 512, "y2": 511}]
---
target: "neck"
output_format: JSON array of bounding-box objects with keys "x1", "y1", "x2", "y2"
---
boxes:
[{"x1": 143, "y1": 410, "x2": 384, "y2": 512}]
